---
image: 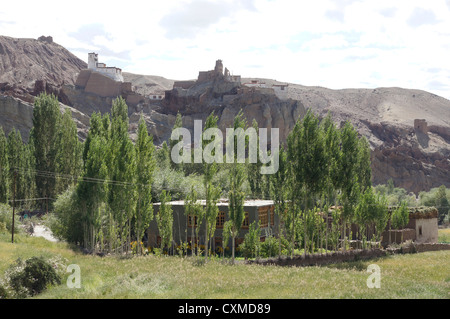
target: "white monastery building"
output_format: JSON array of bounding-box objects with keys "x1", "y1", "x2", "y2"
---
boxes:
[{"x1": 88, "y1": 52, "x2": 124, "y2": 82}]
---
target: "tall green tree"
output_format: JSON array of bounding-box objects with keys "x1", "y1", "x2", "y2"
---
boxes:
[
  {"x1": 7, "y1": 129, "x2": 34, "y2": 206},
  {"x1": 134, "y1": 116, "x2": 156, "y2": 255},
  {"x1": 169, "y1": 112, "x2": 183, "y2": 172},
  {"x1": 0, "y1": 127, "x2": 10, "y2": 203},
  {"x1": 202, "y1": 112, "x2": 221, "y2": 259},
  {"x1": 157, "y1": 190, "x2": 173, "y2": 251},
  {"x1": 337, "y1": 121, "x2": 361, "y2": 249},
  {"x1": 269, "y1": 146, "x2": 288, "y2": 256},
  {"x1": 287, "y1": 109, "x2": 327, "y2": 256},
  {"x1": 435, "y1": 185, "x2": 449, "y2": 224},
  {"x1": 185, "y1": 186, "x2": 204, "y2": 257},
  {"x1": 55, "y1": 108, "x2": 82, "y2": 194},
  {"x1": 320, "y1": 114, "x2": 341, "y2": 251},
  {"x1": 30, "y1": 93, "x2": 61, "y2": 202},
  {"x1": 227, "y1": 111, "x2": 248, "y2": 264},
  {"x1": 76, "y1": 134, "x2": 108, "y2": 251},
  {"x1": 247, "y1": 119, "x2": 264, "y2": 199},
  {"x1": 107, "y1": 97, "x2": 136, "y2": 253},
  {"x1": 155, "y1": 141, "x2": 171, "y2": 170}
]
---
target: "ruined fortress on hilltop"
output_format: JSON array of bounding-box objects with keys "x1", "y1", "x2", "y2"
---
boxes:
[
  {"x1": 172, "y1": 59, "x2": 241, "y2": 90},
  {"x1": 171, "y1": 59, "x2": 289, "y2": 100}
]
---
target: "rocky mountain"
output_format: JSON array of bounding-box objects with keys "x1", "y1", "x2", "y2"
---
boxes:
[
  {"x1": 0, "y1": 35, "x2": 449, "y2": 194},
  {"x1": 0, "y1": 35, "x2": 86, "y2": 88}
]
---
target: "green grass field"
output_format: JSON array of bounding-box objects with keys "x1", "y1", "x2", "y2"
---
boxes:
[
  {"x1": 438, "y1": 228, "x2": 450, "y2": 243},
  {"x1": 1, "y1": 231, "x2": 449, "y2": 299}
]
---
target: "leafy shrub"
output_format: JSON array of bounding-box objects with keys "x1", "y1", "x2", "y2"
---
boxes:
[
  {"x1": 239, "y1": 221, "x2": 261, "y2": 259},
  {"x1": 0, "y1": 221, "x2": 6, "y2": 233},
  {"x1": 0, "y1": 203, "x2": 20, "y2": 235},
  {"x1": 51, "y1": 186, "x2": 83, "y2": 244},
  {"x1": 260, "y1": 236, "x2": 279, "y2": 258},
  {"x1": 4, "y1": 256, "x2": 63, "y2": 298}
]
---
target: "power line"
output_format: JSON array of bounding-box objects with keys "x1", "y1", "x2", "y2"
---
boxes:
[
  {"x1": 12, "y1": 167, "x2": 151, "y2": 188},
  {"x1": 8, "y1": 197, "x2": 56, "y2": 203}
]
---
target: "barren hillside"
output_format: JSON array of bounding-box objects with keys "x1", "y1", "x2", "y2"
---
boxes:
[
  {"x1": 0, "y1": 35, "x2": 449, "y2": 193},
  {"x1": 0, "y1": 35, "x2": 86, "y2": 88}
]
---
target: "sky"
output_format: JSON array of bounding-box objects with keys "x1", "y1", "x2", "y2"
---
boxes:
[{"x1": 1, "y1": 0, "x2": 450, "y2": 99}]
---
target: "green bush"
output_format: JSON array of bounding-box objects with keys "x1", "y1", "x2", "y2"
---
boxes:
[
  {"x1": 0, "y1": 221, "x2": 6, "y2": 233},
  {"x1": 5, "y1": 256, "x2": 62, "y2": 298},
  {"x1": 260, "y1": 236, "x2": 279, "y2": 258},
  {"x1": 0, "y1": 203, "x2": 20, "y2": 235},
  {"x1": 239, "y1": 221, "x2": 261, "y2": 259}
]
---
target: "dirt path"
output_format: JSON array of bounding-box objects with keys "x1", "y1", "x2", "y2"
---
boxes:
[{"x1": 32, "y1": 224, "x2": 58, "y2": 242}]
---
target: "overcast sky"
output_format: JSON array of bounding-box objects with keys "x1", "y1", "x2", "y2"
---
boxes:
[{"x1": 2, "y1": 0, "x2": 450, "y2": 99}]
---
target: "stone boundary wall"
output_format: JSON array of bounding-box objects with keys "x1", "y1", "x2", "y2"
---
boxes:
[
  {"x1": 381, "y1": 229, "x2": 416, "y2": 245},
  {"x1": 247, "y1": 249, "x2": 387, "y2": 267},
  {"x1": 247, "y1": 243, "x2": 450, "y2": 267},
  {"x1": 391, "y1": 243, "x2": 450, "y2": 254}
]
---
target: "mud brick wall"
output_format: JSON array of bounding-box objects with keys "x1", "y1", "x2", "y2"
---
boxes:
[{"x1": 248, "y1": 249, "x2": 387, "y2": 267}]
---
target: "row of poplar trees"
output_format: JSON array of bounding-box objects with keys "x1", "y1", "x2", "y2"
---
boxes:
[
  {"x1": 270, "y1": 110, "x2": 390, "y2": 256},
  {"x1": 1, "y1": 92, "x2": 389, "y2": 258},
  {"x1": 0, "y1": 93, "x2": 82, "y2": 208}
]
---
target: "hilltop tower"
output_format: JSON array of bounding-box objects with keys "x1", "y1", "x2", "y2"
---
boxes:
[
  {"x1": 88, "y1": 52, "x2": 98, "y2": 70},
  {"x1": 86, "y1": 52, "x2": 123, "y2": 82}
]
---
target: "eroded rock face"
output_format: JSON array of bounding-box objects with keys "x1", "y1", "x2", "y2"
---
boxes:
[
  {"x1": 368, "y1": 121, "x2": 450, "y2": 194},
  {"x1": 0, "y1": 94, "x2": 90, "y2": 142},
  {"x1": 0, "y1": 95, "x2": 34, "y2": 142}
]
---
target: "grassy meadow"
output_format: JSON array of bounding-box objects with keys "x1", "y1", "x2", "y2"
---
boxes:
[{"x1": 0, "y1": 230, "x2": 449, "y2": 299}]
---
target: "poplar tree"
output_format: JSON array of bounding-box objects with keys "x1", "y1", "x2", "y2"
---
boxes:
[
  {"x1": 320, "y1": 114, "x2": 341, "y2": 251},
  {"x1": 202, "y1": 112, "x2": 221, "y2": 259},
  {"x1": 107, "y1": 97, "x2": 136, "y2": 253},
  {"x1": 76, "y1": 111, "x2": 110, "y2": 252},
  {"x1": 76, "y1": 134, "x2": 108, "y2": 251},
  {"x1": 269, "y1": 146, "x2": 288, "y2": 256},
  {"x1": 0, "y1": 127, "x2": 10, "y2": 203},
  {"x1": 134, "y1": 116, "x2": 156, "y2": 255},
  {"x1": 286, "y1": 110, "x2": 327, "y2": 256},
  {"x1": 55, "y1": 108, "x2": 82, "y2": 194},
  {"x1": 185, "y1": 186, "x2": 204, "y2": 257},
  {"x1": 157, "y1": 190, "x2": 173, "y2": 251},
  {"x1": 7, "y1": 129, "x2": 30, "y2": 204},
  {"x1": 30, "y1": 93, "x2": 60, "y2": 202},
  {"x1": 247, "y1": 119, "x2": 260, "y2": 198},
  {"x1": 169, "y1": 112, "x2": 183, "y2": 171},
  {"x1": 337, "y1": 121, "x2": 361, "y2": 250},
  {"x1": 228, "y1": 111, "x2": 248, "y2": 264}
]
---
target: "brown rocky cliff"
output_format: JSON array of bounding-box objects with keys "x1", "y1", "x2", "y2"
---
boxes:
[{"x1": 0, "y1": 35, "x2": 86, "y2": 88}]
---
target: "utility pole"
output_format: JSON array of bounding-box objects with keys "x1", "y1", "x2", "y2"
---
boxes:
[{"x1": 11, "y1": 170, "x2": 16, "y2": 244}]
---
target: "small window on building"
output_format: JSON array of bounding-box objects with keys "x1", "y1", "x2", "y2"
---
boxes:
[
  {"x1": 242, "y1": 212, "x2": 249, "y2": 229},
  {"x1": 270, "y1": 206, "x2": 274, "y2": 226},
  {"x1": 216, "y1": 211, "x2": 225, "y2": 229},
  {"x1": 418, "y1": 225, "x2": 423, "y2": 236},
  {"x1": 258, "y1": 207, "x2": 269, "y2": 228}
]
